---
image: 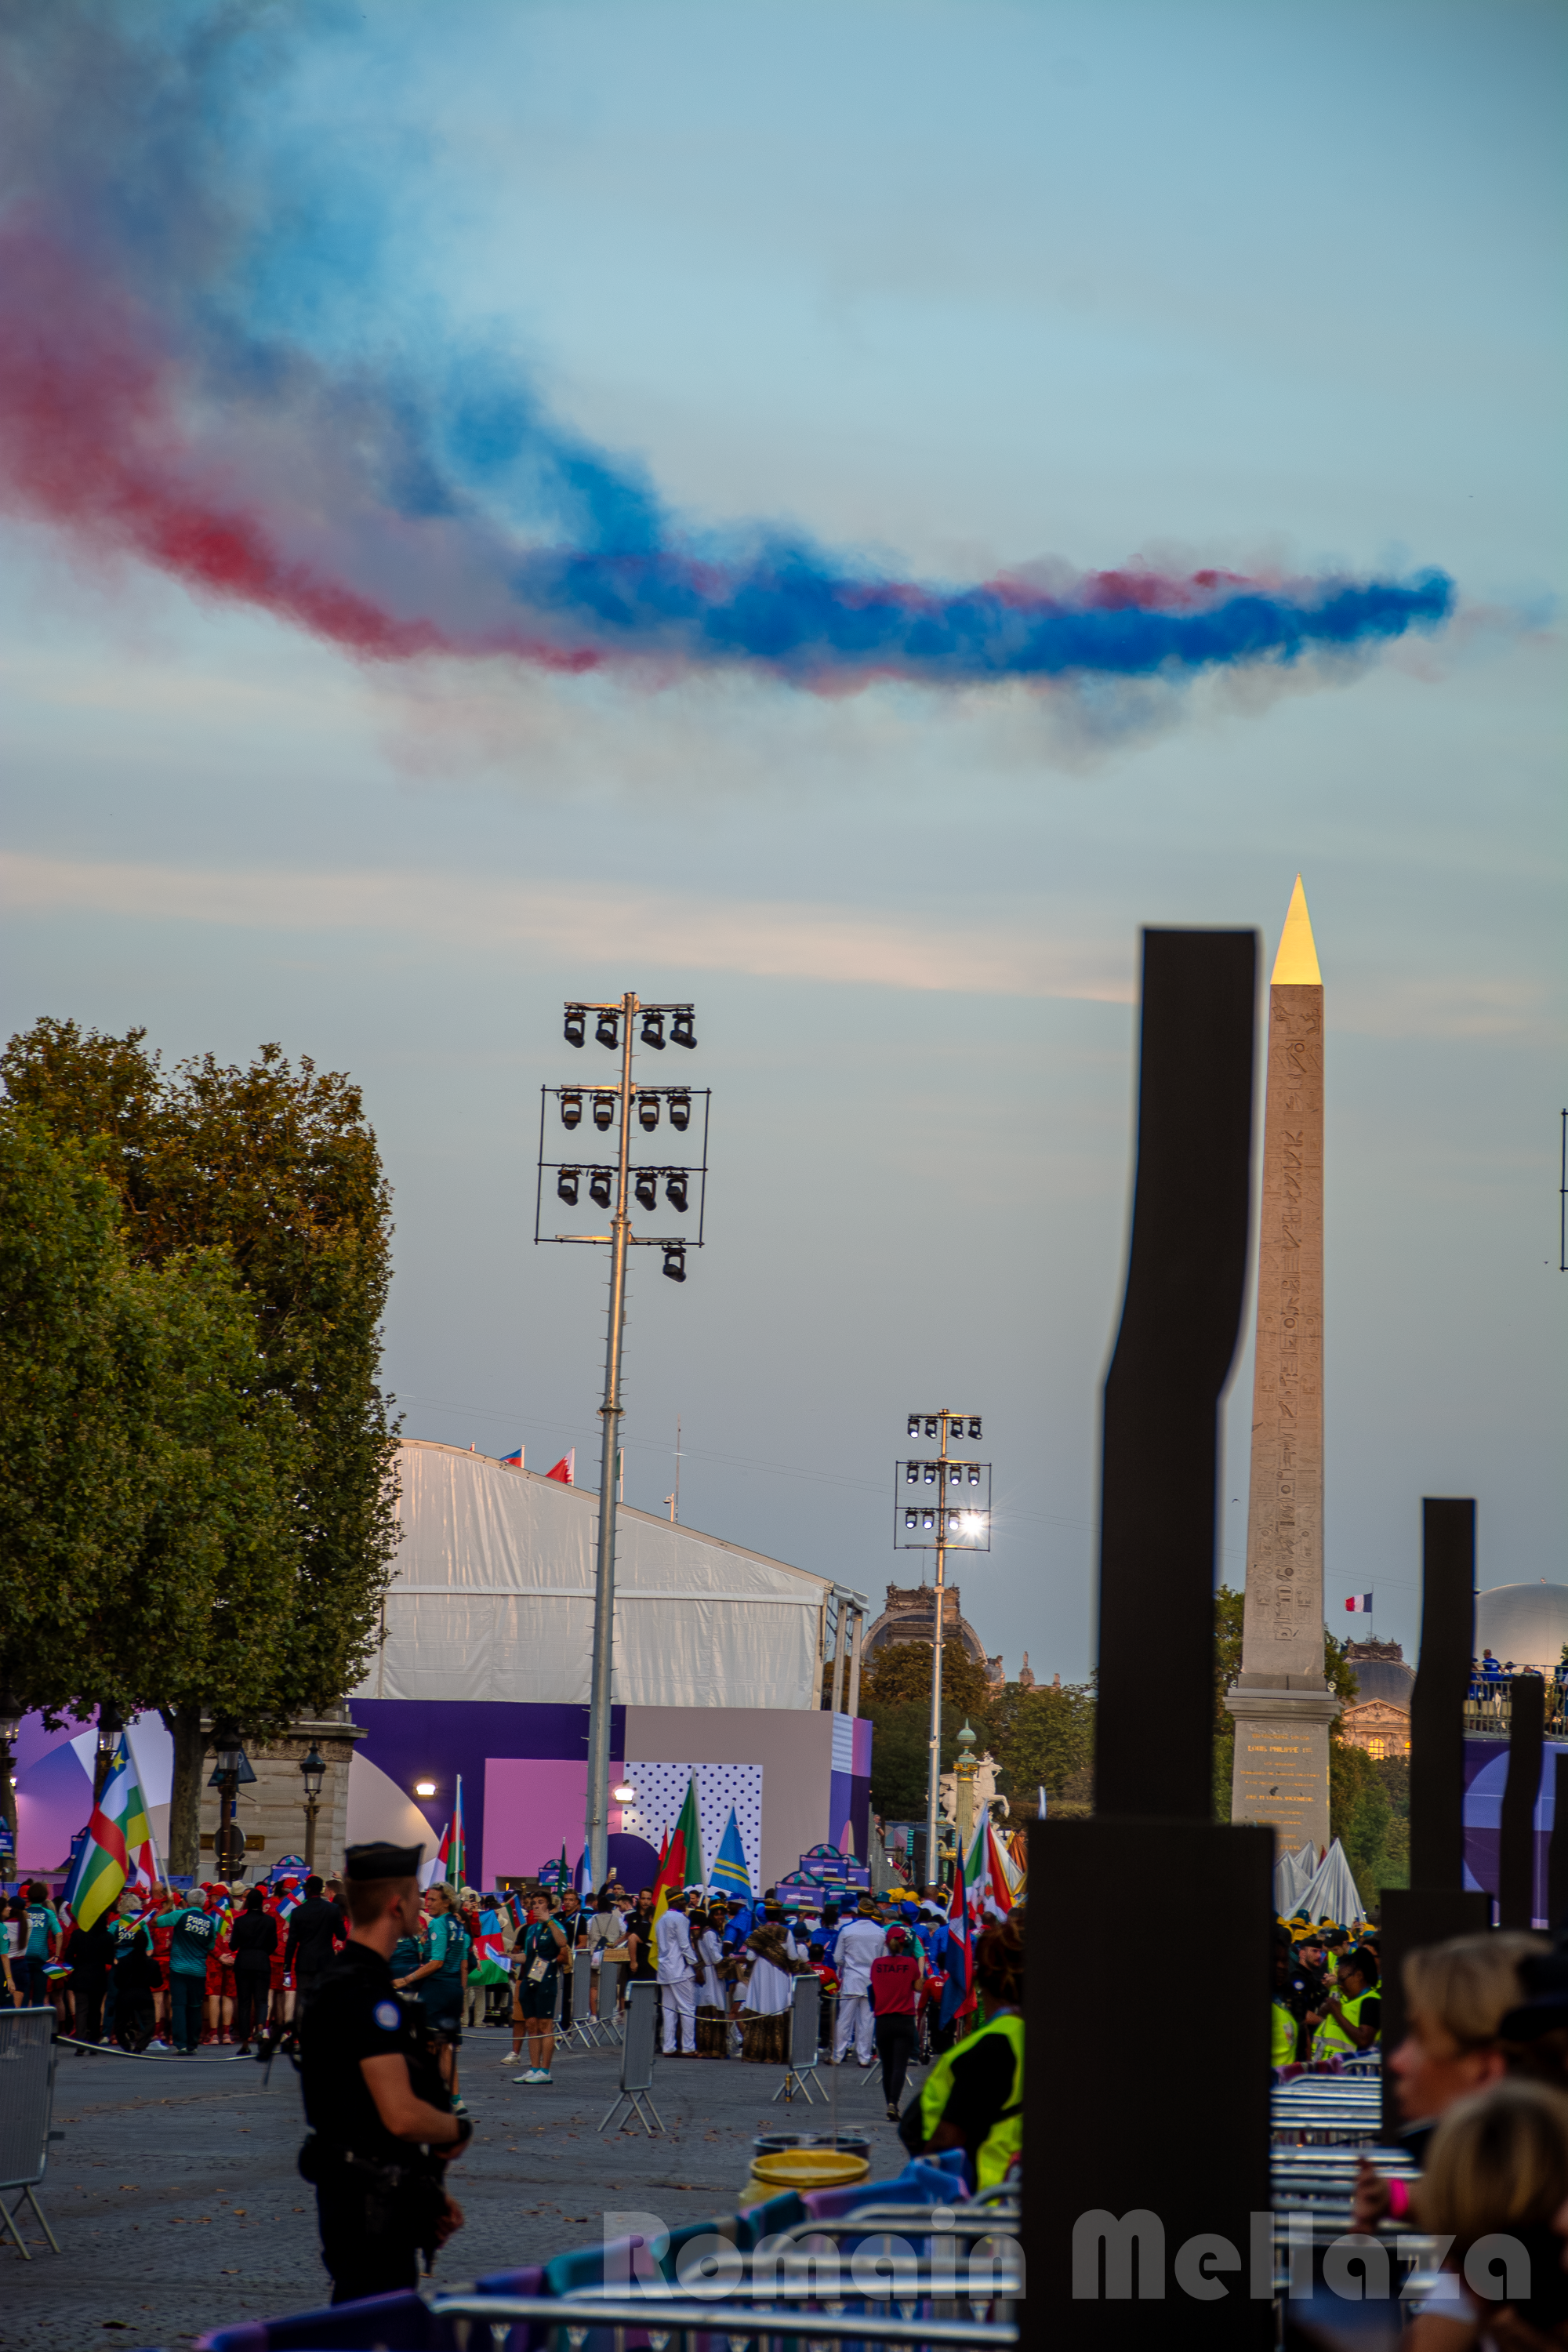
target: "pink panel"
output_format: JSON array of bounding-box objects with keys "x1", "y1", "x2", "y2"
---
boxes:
[{"x1": 481, "y1": 1756, "x2": 624, "y2": 1887}]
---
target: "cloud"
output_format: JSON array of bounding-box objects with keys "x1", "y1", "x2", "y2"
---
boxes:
[{"x1": 0, "y1": 851, "x2": 1135, "y2": 1004}]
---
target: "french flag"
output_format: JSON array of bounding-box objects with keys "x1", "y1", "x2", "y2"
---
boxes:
[{"x1": 1345, "y1": 1593, "x2": 1373, "y2": 1614}]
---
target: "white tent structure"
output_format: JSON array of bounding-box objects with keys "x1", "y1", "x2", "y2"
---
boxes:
[
  {"x1": 1273, "y1": 1841, "x2": 1317, "y2": 1917},
  {"x1": 354, "y1": 1440, "x2": 833, "y2": 1711},
  {"x1": 1290, "y1": 1838, "x2": 1367, "y2": 1928}
]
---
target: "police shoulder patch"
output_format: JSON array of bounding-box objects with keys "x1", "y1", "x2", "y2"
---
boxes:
[{"x1": 373, "y1": 1999, "x2": 401, "y2": 2032}]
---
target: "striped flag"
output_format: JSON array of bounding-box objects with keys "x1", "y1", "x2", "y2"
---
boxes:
[
  {"x1": 63, "y1": 1737, "x2": 151, "y2": 1929},
  {"x1": 1345, "y1": 1594, "x2": 1373, "y2": 1614},
  {"x1": 445, "y1": 1777, "x2": 466, "y2": 1889},
  {"x1": 649, "y1": 1777, "x2": 701, "y2": 1961}
]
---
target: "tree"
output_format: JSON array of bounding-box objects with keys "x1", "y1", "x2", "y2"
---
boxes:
[
  {"x1": 988, "y1": 1680, "x2": 1095, "y2": 1815},
  {"x1": 857, "y1": 1639, "x2": 999, "y2": 1821},
  {"x1": 2, "y1": 1019, "x2": 400, "y2": 1867}
]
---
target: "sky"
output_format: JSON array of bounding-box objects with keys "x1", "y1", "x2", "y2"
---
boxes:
[{"x1": 1, "y1": 0, "x2": 1563, "y2": 1683}]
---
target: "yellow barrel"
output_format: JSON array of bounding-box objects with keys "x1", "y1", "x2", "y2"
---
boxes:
[{"x1": 740, "y1": 2147, "x2": 869, "y2": 2205}]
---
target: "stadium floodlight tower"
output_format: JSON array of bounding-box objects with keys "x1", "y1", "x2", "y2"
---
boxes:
[
  {"x1": 536, "y1": 994, "x2": 710, "y2": 1893},
  {"x1": 895, "y1": 1409, "x2": 989, "y2": 1887}
]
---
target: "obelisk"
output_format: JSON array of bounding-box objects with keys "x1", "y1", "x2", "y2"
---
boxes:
[{"x1": 1225, "y1": 877, "x2": 1339, "y2": 1853}]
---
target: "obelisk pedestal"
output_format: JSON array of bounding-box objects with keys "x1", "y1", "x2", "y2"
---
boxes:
[{"x1": 1226, "y1": 877, "x2": 1337, "y2": 1853}]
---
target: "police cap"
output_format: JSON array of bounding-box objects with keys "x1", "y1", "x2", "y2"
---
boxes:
[{"x1": 343, "y1": 1841, "x2": 424, "y2": 1881}]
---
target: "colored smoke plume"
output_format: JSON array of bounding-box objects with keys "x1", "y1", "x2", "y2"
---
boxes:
[{"x1": 0, "y1": 5, "x2": 1454, "y2": 693}]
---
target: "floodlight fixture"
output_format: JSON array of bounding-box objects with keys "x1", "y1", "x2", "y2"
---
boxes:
[
  {"x1": 414, "y1": 1779, "x2": 437, "y2": 1798},
  {"x1": 592, "y1": 1093, "x2": 615, "y2": 1131},
  {"x1": 905, "y1": 1508, "x2": 918, "y2": 1529},
  {"x1": 921, "y1": 1509, "x2": 935, "y2": 1530},
  {"x1": 924, "y1": 1416, "x2": 938, "y2": 1439},
  {"x1": 589, "y1": 1167, "x2": 613, "y2": 1210},
  {"x1": 665, "y1": 1172, "x2": 688, "y2": 1214},
  {"x1": 596, "y1": 1009, "x2": 620, "y2": 1050},
  {"x1": 968, "y1": 1417, "x2": 982, "y2": 1440},
  {"x1": 612, "y1": 1780, "x2": 637, "y2": 1805},
  {"x1": 641, "y1": 1011, "x2": 666, "y2": 1050},
  {"x1": 968, "y1": 1465, "x2": 981, "y2": 1486},
  {"x1": 949, "y1": 1465, "x2": 961, "y2": 1486},
  {"x1": 923, "y1": 1462, "x2": 937, "y2": 1485},
  {"x1": 906, "y1": 1462, "x2": 919, "y2": 1484},
  {"x1": 907, "y1": 1414, "x2": 920, "y2": 1439},
  {"x1": 634, "y1": 1169, "x2": 659, "y2": 1211},
  {"x1": 561, "y1": 1091, "x2": 583, "y2": 1131},
  {"x1": 670, "y1": 1010, "x2": 696, "y2": 1050},
  {"x1": 564, "y1": 1005, "x2": 586, "y2": 1048},
  {"x1": 668, "y1": 1090, "x2": 691, "y2": 1132},
  {"x1": 557, "y1": 1167, "x2": 581, "y2": 1207},
  {"x1": 662, "y1": 1243, "x2": 687, "y2": 1283},
  {"x1": 637, "y1": 1094, "x2": 660, "y2": 1131}
]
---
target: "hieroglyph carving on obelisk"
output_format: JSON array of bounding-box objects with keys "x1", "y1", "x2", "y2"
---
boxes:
[{"x1": 1226, "y1": 878, "x2": 1339, "y2": 1854}]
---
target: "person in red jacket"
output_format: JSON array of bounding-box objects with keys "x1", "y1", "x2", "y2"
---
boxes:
[{"x1": 869, "y1": 1924, "x2": 925, "y2": 2122}]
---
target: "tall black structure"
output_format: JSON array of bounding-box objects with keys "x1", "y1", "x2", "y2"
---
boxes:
[
  {"x1": 1026, "y1": 930, "x2": 1273, "y2": 2349},
  {"x1": 1379, "y1": 1498, "x2": 1489, "y2": 2140},
  {"x1": 1500, "y1": 1672, "x2": 1545, "y2": 1931},
  {"x1": 1548, "y1": 1755, "x2": 1568, "y2": 1940}
]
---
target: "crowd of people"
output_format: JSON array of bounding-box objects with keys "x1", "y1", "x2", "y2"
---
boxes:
[{"x1": 1273, "y1": 1914, "x2": 1384, "y2": 2069}]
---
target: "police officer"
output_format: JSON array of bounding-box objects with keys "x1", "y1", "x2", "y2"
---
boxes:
[{"x1": 298, "y1": 1842, "x2": 472, "y2": 2306}]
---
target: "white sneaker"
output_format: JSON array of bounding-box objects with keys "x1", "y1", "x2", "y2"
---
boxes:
[
  {"x1": 514, "y1": 2067, "x2": 551, "y2": 2084},
  {"x1": 499, "y1": 2050, "x2": 524, "y2": 2063}
]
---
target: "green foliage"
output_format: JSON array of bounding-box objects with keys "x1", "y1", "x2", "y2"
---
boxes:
[
  {"x1": 988, "y1": 1680, "x2": 1096, "y2": 1816},
  {"x1": 2, "y1": 1018, "x2": 401, "y2": 1865},
  {"x1": 1332, "y1": 1750, "x2": 1410, "y2": 1904},
  {"x1": 858, "y1": 1641, "x2": 999, "y2": 1818}
]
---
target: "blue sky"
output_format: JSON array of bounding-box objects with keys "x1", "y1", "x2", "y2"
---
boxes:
[{"x1": 2, "y1": 0, "x2": 1562, "y2": 1679}]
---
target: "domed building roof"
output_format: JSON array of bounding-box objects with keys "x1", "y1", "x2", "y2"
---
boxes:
[
  {"x1": 1346, "y1": 1656, "x2": 1415, "y2": 1709},
  {"x1": 1475, "y1": 1584, "x2": 1568, "y2": 1672}
]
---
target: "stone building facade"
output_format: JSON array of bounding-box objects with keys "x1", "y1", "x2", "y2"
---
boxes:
[{"x1": 197, "y1": 1704, "x2": 362, "y2": 1880}]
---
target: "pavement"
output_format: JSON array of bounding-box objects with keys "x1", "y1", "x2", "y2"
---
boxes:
[{"x1": 3, "y1": 2025, "x2": 916, "y2": 2351}]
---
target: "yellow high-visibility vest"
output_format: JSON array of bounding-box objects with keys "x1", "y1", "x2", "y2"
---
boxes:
[{"x1": 916, "y1": 2011, "x2": 1024, "y2": 2190}]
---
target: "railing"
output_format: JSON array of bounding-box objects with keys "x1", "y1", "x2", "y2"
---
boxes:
[{"x1": 1463, "y1": 1672, "x2": 1568, "y2": 1738}]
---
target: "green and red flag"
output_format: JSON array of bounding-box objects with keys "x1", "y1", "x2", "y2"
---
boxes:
[
  {"x1": 649, "y1": 1777, "x2": 702, "y2": 1960},
  {"x1": 445, "y1": 1776, "x2": 466, "y2": 1889},
  {"x1": 63, "y1": 1736, "x2": 153, "y2": 1929}
]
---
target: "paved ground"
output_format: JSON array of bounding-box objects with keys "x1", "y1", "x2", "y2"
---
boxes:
[{"x1": 5, "y1": 2026, "x2": 916, "y2": 2351}]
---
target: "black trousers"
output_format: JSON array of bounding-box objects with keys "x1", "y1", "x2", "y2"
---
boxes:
[
  {"x1": 115, "y1": 1993, "x2": 154, "y2": 2051},
  {"x1": 234, "y1": 1971, "x2": 270, "y2": 2045},
  {"x1": 72, "y1": 1976, "x2": 108, "y2": 2044},
  {"x1": 318, "y1": 2187, "x2": 421, "y2": 2304},
  {"x1": 877, "y1": 2015, "x2": 916, "y2": 2108}
]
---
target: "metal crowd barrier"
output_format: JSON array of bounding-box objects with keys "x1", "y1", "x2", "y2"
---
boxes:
[
  {"x1": 425, "y1": 2290, "x2": 1020, "y2": 2352},
  {"x1": 0, "y1": 2008, "x2": 61, "y2": 2259}
]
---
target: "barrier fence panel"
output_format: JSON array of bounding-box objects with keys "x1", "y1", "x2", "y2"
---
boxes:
[
  {"x1": 600, "y1": 1977, "x2": 663, "y2": 2136},
  {"x1": 0, "y1": 2008, "x2": 61, "y2": 2259}
]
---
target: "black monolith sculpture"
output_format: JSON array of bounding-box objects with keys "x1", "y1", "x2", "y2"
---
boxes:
[
  {"x1": 1025, "y1": 930, "x2": 1273, "y2": 2350},
  {"x1": 1500, "y1": 1672, "x2": 1545, "y2": 1931},
  {"x1": 1378, "y1": 1498, "x2": 1489, "y2": 2141},
  {"x1": 1548, "y1": 1755, "x2": 1568, "y2": 1940}
]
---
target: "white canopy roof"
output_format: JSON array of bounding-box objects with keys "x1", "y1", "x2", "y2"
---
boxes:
[{"x1": 354, "y1": 1440, "x2": 833, "y2": 1710}]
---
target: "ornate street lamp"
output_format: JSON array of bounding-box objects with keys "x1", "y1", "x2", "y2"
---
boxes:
[
  {"x1": 208, "y1": 1719, "x2": 256, "y2": 1880},
  {"x1": 299, "y1": 1744, "x2": 326, "y2": 1875},
  {"x1": 94, "y1": 1701, "x2": 125, "y2": 1802}
]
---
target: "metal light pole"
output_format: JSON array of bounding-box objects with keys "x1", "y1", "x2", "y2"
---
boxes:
[
  {"x1": 535, "y1": 996, "x2": 710, "y2": 1897},
  {"x1": 93, "y1": 1702, "x2": 124, "y2": 1802},
  {"x1": 896, "y1": 1410, "x2": 989, "y2": 1889},
  {"x1": 584, "y1": 992, "x2": 637, "y2": 1897},
  {"x1": 299, "y1": 1744, "x2": 326, "y2": 1875}
]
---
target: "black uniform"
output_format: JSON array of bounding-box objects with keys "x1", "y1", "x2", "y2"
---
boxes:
[{"x1": 298, "y1": 1940, "x2": 455, "y2": 2304}]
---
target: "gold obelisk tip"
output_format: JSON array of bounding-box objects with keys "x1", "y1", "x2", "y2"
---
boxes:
[{"x1": 1270, "y1": 874, "x2": 1322, "y2": 986}]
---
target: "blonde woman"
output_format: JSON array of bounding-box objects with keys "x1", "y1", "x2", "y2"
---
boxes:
[{"x1": 1406, "y1": 2080, "x2": 1568, "y2": 2348}]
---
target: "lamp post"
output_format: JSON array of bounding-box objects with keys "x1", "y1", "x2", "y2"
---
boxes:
[
  {"x1": 895, "y1": 1409, "x2": 989, "y2": 1887},
  {"x1": 94, "y1": 1701, "x2": 125, "y2": 1802},
  {"x1": 208, "y1": 1719, "x2": 256, "y2": 1881},
  {"x1": 0, "y1": 1682, "x2": 22, "y2": 1866},
  {"x1": 535, "y1": 995, "x2": 710, "y2": 1897},
  {"x1": 299, "y1": 1744, "x2": 326, "y2": 1875}
]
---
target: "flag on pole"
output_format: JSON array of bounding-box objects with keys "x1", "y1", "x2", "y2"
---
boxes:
[
  {"x1": 546, "y1": 1451, "x2": 575, "y2": 1485},
  {"x1": 446, "y1": 1777, "x2": 466, "y2": 1888},
  {"x1": 982, "y1": 1820, "x2": 1018, "y2": 1913},
  {"x1": 473, "y1": 1906, "x2": 511, "y2": 1984},
  {"x1": 62, "y1": 1736, "x2": 151, "y2": 1929},
  {"x1": 502, "y1": 1445, "x2": 524, "y2": 1467},
  {"x1": 710, "y1": 1807, "x2": 753, "y2": 1900},
  {"x1": 650, "y1": 1777, "x2": 702, "y2": 1958},
  {"x1": 945, "y1": 1865, "x2": 978, "y2": 2026},
  {"x1": 1345, "y1": 1594, "x2": 1373, "y2": 1614}
]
